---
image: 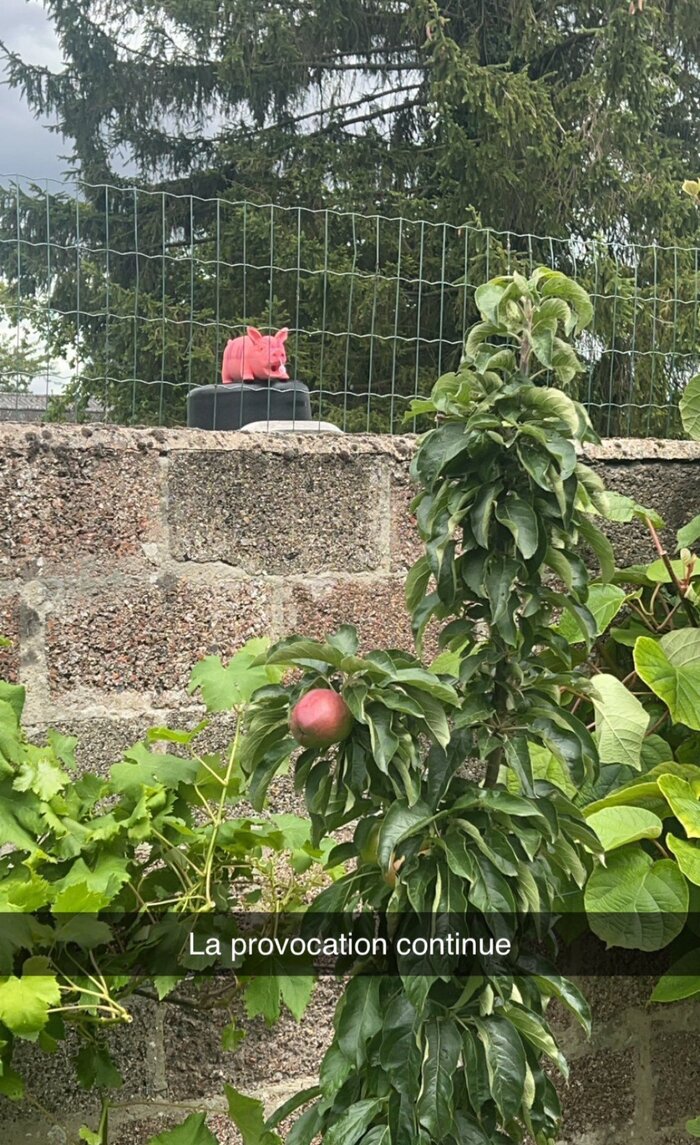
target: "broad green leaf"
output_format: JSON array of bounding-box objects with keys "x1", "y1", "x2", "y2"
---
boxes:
[
  {"x1": 224, "y1": 1086, "x2": 281, "y2": 1145},
  {"x1": 0, "y1": 959, "x2": 61, "y2": 1039},
  {"x1": 75, "y1": 1044, "x2": 123, "y2": 1091},
  {"x1": 474, "y1": 282, "x2": 506, "y2": 322},
  {"x1": 645, "y1": 557, "x2": 699, "y2": 584},
  {"x1": 577, "y1": 517, "x2": 615, "y2": 583},
  {"x1": 403, "y1": 398, "x2": 436, "y2": 420},
  {"x1": 286, "y1": 1102, "x2": 325, "y2": 1145},
  {"x1": 585, "y1": 806, "x2": 663, "y2": 852},
  {"x1": 412, "y1": 423, "x2": 469, "y2": 486},
  {"x1": 642, "y1": 735, "x2": 677, "y2": 770},
  {"x1": 265, "y1": 1086, "x2": 323, "y2": 1131},
  {"x1": 366, "y1": 704, "x2": 399, "y2": 771},
  {"x1": 322, "y1": 1100, "x2": 382, "y2": 1145},
  {"x1": 416, "y1": 1020, "x2": 462, "y2": 1136},
  {"x1": 149, "y1": 1113, "x2": 220, "y2": 1144},
  {"x1": 243, "y1": 977, "x2": 280, "y2": 1025},
  {"x1": 51, "y1": 855, "x2": 131, "y2": 903},
  {"x1": 651, "y1": 951, "x2": 700, "y2": 1002},
  {"x1": 557, "y1": 585, "x2": 626, "y2": 642},
  {"x1": 667, "y1": 835, "x2": 700, "y2": 885},
  {"x1": 13, "y1": 752, "x2": 69, "y2": 801},
  {"x1": 188, "y1": 639, "x2": 282, "y2": 711},
  {"x1": 279, "y1": 975, "x2": 314, "y2": 1021},
  {"x1": 4, "y1": 873, "x2": 51, "y2": 911},
  {"x1": 583, "y1": 762, "x2": 698, "y2": 815},
  {"x1": 220, "y1": 1021, "x2": 246, "y2": 1052},
  {"x1": 486, "y1": 555, "x2": 521, "y2": 641},
  {"x1": 147, "y1": 723, "x2": 208, "y2": 745},
  {"x1": 110, "y1": 745, "x2": 200, "y2": 794},
  {"x1": 584, "y1": 848, "x2": 688, "y2": 950},
  {"x1": 0, "y1": 1065, "x2": 24, "y2": 1100},
  {"x1": 154, "y1": 976, "x2": 184, "y2": 1001},
  {"x1": 688, "y1": 1117, "x2": 700, "y2": 1138},
  {"x1": 475, "y1": 1017, "x2": 527, "y2": 1122},
  {"x1": 518, "y1": 386, "x2": 582, "y2": 435},
  {"x1": 337, "y1": 978, "x2": 383, "y2": 1068},
  {"x1": 677, "y1": 514, "x2": 700, "y2": 551},
  {"x1": 528, "y1": 741, "x2": 577, "y2": 798},
  {"x1": 377, "y1": 799, "x2": 431, "y2": 873},
  {"x1": 405, "y1": 556, "x2": 431, "y2": 612},
  {"x1": 0, "y1": 784, "x2": 43, "y2": 852},
  {"x1": 635, "y1": 630, "x2": 700, "y2": 730},
  {"x1": 45, "y1": 728, "x2": 78, "y2": 769},
  {"x1": 601, "y1": 491, "x2": 664, "y2": 529},
  {"x1": 378, "y1": 994, "x2": 420, "y2": 1095},
  {"x1": 544, "y1": 545, "x2": 573, "y2": 590},
  {"x1": 550, "y1": 337, "x2": 584, "y2": 384},
  {"x1": 680, "y1": 374, "x2": 700, "y2": 440},
  {"x1": 391, "y1": 669, "x2": 459, "y2": 707},
  {"x1": 657, "y1": 774, "x2": 700, "y2": 837},
  {"x1": 529, "y1": 972, "x2": 591, "y2": 1035},
  {"x1": 471, "y1": 483, "x2": 500, "y2": 548},
  {"x1": 51, "y1": 881, "x2": 111, "y2": 913},
  {"x1": 529, "y1": 323, "x2": 554, "y2": 368},
  {"x1": 428, "y1": 648, "x2": 462, "y2": 676},
  {"x1": 494, "y1": 494, "x2": 540, "y2": 559},
  {"x1": 591, "y1": 673, "x2": 649, "y2": 768},
  {"x1": 404, "y1": 686, "x2": 451, "y2": 749},
  {"x1": 500, "y1": 1004, "x2": 567, "y2": 1077},
  {"x1": 537, "y1": 270, "x2": 594, "y2": 330},
  {"x1": 0, "y1": 680, "x2": 24, "y2": 722}
]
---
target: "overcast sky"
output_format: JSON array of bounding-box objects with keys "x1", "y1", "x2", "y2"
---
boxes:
[{"x1": 0, "y1": 0, "x2": 71, "y2": 182}]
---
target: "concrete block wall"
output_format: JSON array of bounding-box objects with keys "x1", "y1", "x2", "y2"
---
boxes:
[{"x1": 0, "y1": 423, "x2": 699, "y2": 1143}]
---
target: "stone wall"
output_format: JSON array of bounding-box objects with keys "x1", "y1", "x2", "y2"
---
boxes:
[{"x1": 1, "y1": 422, "x2": 699, "y2": 1144}]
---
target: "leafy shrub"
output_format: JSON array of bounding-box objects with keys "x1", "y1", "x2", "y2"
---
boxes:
[{"x1": 0, "y1": 640, "x2": 331, "y2": 1142}]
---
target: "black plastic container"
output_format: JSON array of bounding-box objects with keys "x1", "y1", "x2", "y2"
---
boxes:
[{"x1": 187, "y1": 380, "x2": 311, "y2": 430}]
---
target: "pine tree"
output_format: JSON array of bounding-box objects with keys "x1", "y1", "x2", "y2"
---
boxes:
[{"x1": 2, "y1": 1, "x2": 700, "y2": 428}]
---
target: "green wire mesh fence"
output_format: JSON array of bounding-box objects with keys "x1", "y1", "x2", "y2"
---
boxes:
[{"x1": 0, "y1": 176, "x2": 698, "y2": 435}]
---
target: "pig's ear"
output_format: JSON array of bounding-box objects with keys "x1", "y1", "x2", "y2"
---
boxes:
[
  {"x1": 246, "y1": 326, "x2": 263, "y2": 343},
  {"x1": 275, "y1": 327, "x2": 289, "y2": 344}
]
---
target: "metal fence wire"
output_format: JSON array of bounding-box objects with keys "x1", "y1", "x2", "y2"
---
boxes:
[{"x1": 0, "y1": 177, "x2": 698, "y2": 436}]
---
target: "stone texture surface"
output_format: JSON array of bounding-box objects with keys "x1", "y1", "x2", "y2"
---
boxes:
[
  {"x1": 558, "y1": 1047, "x2": 637, "y2": 1138},
  {"x1": 285, "y1": 575, "x2": 415, "y2": 652},
  {"x1": 0, "y1": 589, "x2": 21, "y2": 681},
  {"x1": 1, "y1": 998, "x2": 160, "y2": 1132},
  {"x1": 0, "y1": 423, "x2": 698, "y2": 1143},
  {"x1": 650, "y1": 1026, "x2": 700, "y2": 1129},
  {"x1": 168, "y1": 449, "x2": 390, "y2": 575},
  {"x1": 163, "y1": 978, "x2": 342, "y2": 1101},
  {"x1": 389, "y1": 468, "x2": 423, "y2": 573},
  {"x1": 0, "y1": 430, "x2": 164, "y2": 577},
  {"x1": 45, "y1": 574, "x2": 273, "y2": 704},
  {"x1": 24, "y1": 715, "x2": 171, "y2": 776},
  {"x1": 589, "y1": 460, "x2": 700, "y2": 567},
  {"x1": 570, "y1": 974, "x2": 659, "y2": 1025}
]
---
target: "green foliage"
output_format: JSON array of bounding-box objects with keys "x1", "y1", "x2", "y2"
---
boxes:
[
  {"x1": 0, "y1": 640, "x2": 327, "y2": 1143},
  {"x1": 405, "y1": 267, "x2": 612, "y2": 793},
  {"x1": 567, "y1": 494, "x2": 700, "y2": 992},
  {"x1": 242, "y1": 269, "x2": 607, "y2": 1145},
  {"x1": 0, "y1": 283, "x2": 47, "y2": 393},
  {"x1": 680, "y1": 375, "x2": 700, "y2": 441},
  {"x1": 3, "y1": 4, "x2": 700, "y2": 428}
]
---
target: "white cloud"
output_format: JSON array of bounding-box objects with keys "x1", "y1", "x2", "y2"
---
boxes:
[{"x1": 0, "y1": 0, "x2": 69, "y2": 180}]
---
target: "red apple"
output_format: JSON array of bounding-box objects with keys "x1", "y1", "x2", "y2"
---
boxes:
[{"x1": 289, "y1": 688, "x2": 354, "y2": 748}]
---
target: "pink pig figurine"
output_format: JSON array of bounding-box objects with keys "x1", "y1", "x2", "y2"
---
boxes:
[{"x1": 221, "y1": 326, "x2": 289, "y2": 383}]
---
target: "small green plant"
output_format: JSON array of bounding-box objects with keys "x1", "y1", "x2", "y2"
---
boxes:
[
  {"x1": 537, "y1": 365, "x2": 700, "y2": 1137},
  {"x1": 0, "y1": 639, "x2": 332, "y2": 1143}
]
